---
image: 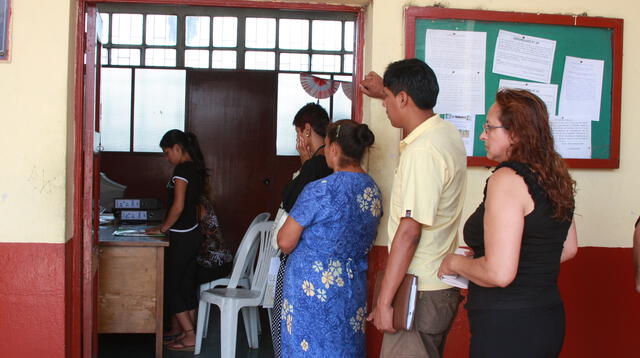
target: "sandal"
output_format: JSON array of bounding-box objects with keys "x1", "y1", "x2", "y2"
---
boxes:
[
  {"x1": 167, "y1": 338, "x2": 195, "y2": 352},
  {"x1": 163, "y1": 331, "x2": 184, "y2": 345}
]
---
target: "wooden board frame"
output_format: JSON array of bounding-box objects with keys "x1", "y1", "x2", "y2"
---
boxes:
[
  {"x1": 405, "y1": 6, "x2": 623, "y2": 169},
  {"x1": 0, "y1": 0, "x2": 8, "y2": 60}
]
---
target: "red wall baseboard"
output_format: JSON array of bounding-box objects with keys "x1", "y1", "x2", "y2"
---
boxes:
[
  {"x1": 366, "y1": 245, "x2": 640, "y2": 358},
  {"x1": 558, "y1": 246, "x2": 640, "y2": 357},
  {"x1": 0, "y1": 242, "x2": 66, "y2": 358},
  {"x1": 1, "y1": 242, "x2": 636, "y2": 357}
]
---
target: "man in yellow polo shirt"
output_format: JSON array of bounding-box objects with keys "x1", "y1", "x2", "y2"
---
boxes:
[{"x1": 362, "y1": 58, "x2": 467, "y2": 358}]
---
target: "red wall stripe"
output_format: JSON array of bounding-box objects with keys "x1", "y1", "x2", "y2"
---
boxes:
[
  {"x1": 366, "y1": 245, "x2": 640, "y2": 357},
  {"x1": 558, "y1": 247, "x2": 640, "y2": 357},
  {"x1": 0, "y1": 243, "x2": 66, "y2": 358}
]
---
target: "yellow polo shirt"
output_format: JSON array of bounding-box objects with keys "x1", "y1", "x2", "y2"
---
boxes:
[{"x1": 388, "y1": 114, "x2": 467, "y2": 291}]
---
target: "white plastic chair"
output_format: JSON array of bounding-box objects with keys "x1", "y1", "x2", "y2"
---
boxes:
[
  {"x1": 199, "y1": 212, "x2": 270, "y2": 336},
  {"x1": 195, "y1": 220, "x2": 278, "y2": 356}
]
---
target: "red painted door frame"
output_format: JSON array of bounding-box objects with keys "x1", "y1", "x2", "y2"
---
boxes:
[
  {"x1": 82, "y1": 5, "x2": 101, "y2": 358},
  {"x1": 71, "y1": 1, "x2": 367, "y2": 357}
]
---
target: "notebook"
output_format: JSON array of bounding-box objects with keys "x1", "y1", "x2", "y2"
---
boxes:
[{"x1": 372, "y1": 271, "x2": 418, "y2": 331}]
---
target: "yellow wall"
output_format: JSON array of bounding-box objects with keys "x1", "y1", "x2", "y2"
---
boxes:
[
  {"x1": 1, "y1": 0, "x2": 637, "y2": 247},
  {"x1": 365, "y1": 0, "x2": 639, "y2": 248},
  {"x1": 0, "y1": 0, "x2": 75, "y2": 243}
]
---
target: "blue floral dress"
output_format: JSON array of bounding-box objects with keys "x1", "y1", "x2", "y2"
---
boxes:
[{"x1": 280, "y1": 171, "x2": 382, "y2": 357}]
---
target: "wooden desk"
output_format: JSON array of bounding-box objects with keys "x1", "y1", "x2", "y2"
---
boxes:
[{"x1": 98, "y1": 226, "x2": 169, "y2": 358}]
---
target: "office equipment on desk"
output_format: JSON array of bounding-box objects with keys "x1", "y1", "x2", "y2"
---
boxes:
[
  {"x1": 99, "y1": 173, "x2": 127, "y2": 211},
  {"x1": 405, "y1": 6, "x2": 623, "y2": 168},
  {"x1": 114, "y1": 198, "x2": 162, "y2": 210},
  {"x1": 117, "y1": 209, "x2": 165, "y2": 223},
  {"x1": 112, "y1": 197, "x2": 164, "y2": 224}
]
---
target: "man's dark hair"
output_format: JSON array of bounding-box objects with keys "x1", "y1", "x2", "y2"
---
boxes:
[
  {"x1": 292, "y1": 103, "x2": 331, "y2": 137},
  {"x1": 383, "y1": 58, "x2": 439, "y2": 110}
]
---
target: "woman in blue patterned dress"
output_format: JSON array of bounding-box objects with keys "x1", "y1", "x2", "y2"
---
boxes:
[{"x1": 277, "y1": 120, "x2": 382, "y2": 357}]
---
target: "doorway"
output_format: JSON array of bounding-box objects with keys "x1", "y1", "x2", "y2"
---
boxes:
[
  {"x1": 187, "y1": 69, "x2": 300, "y2": 251},
  {"x1": 73, "y1": 1, "x2": 365, "y2": 357}
]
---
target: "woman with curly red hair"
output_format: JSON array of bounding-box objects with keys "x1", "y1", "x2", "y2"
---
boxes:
[{"x1": 438, "y1": 89, "x2": 578, "y2": 357}]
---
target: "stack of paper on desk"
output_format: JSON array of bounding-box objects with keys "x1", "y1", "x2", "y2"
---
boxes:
[{"x1": 113, "y1": 229, "x2": 165, "y2": 237}]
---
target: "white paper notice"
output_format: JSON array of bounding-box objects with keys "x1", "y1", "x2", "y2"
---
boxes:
[
  {"x1": 558, "y1": 56, "x2": 605, "y2": 122},
  {"x1": 493, "y1": 30, "x2": 556, "y2": 83},
  {"x1": 499, "y1": 79, "x2": 559, "y2": 116},
  {"x1": 425, "y1": 29, "x2": 487, "y2": 115},
  {"x1": 549, "y1": 115, "x2": 592, "y2": 159},
  {"x1": 442, "y1": 114, "x2": 475, "y2": 156}
]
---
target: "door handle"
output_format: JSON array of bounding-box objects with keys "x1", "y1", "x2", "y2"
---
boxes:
[{"x1": 262, "y1": 178, "x2": 271, "y2": 185}]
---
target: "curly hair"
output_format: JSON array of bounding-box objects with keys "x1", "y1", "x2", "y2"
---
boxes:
[{"x1": 495, "y1": 89, "x2": 575, "y2": 221}]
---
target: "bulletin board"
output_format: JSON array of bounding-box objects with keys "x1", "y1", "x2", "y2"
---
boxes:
[
  {"x1": 0, "y1": 0, "x2": 9, "y2": 61},
  {"x1": 405, "y1": 7, "x2": 623, "y2": 168}
]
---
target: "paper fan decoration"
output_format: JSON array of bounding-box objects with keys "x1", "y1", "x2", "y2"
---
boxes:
[
  {"x1": 341, "y1": 81, "x2": 353, "y2": 100},
  {"x1": 300, "y1": 73, "x2": 340, "y2": 99}
]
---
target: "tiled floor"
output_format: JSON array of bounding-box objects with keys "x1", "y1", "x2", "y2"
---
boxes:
[{"x1": 99, "y1": 308, "x2": 274, "y2": 358}]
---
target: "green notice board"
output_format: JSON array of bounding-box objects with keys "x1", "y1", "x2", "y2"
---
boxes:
[{"x1": 406, "y1": 7, "x2": 623, "y2": 168}]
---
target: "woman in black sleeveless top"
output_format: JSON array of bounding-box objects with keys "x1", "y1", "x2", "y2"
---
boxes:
[
  {"x1": 146, "y1": 129, "x2": 208, "y2": 351},
  {"x1": 438, "y1": 89, "x2": 578, "y2": 358}
]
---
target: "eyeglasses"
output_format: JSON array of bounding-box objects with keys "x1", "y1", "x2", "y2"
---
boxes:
[{"x1": 482, "y1": 123, "x2": 509, "y2": 132}]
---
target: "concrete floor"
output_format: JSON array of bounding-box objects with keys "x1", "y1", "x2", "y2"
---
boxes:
[{"x1": 99, "y1": 307, "x2": 274, "y2": 358}]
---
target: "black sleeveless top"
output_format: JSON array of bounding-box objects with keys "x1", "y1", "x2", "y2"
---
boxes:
[
  {"x1": 281, "y1": 154, "x2": 332, "y2": 213},
  {"x1": 167, "y1": 161, "x2": 202, "y2": 231},
  {"x1": 464, "y1": 161, "x2": 572, "y2": 310}
]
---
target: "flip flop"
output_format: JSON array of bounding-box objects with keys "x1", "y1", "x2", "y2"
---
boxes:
[
  {"x1": 163, "y1": 332, "x2": 183, "y2": 344},
  {"x1": 167, "y1": 339, "x2": 195, "y2": 352}
]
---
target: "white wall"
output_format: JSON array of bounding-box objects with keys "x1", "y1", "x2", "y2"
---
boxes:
[{"x1": 364, "y1": 0, "x2": 640, "y2": 248}]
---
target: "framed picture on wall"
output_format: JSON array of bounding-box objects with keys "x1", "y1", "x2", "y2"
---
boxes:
[{"x1": 0, "y1": 0, "x2": 9, "y2": 60}]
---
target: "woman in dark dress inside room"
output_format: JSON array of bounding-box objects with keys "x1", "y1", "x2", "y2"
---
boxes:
[
  {"x1": 194, "y1": 194, "x2": 233, "y2": 286},
  {"x1": 270, "y1": 103, "x2": 333, "y2": 358},
  {"x1": 145, "y1": 129, "x2": 208, "y2": 352},
  {"x1": 438, "y1": 89, "x2": 578, "y2": 358}
]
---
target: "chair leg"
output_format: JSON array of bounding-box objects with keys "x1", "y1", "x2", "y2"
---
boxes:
[
  {"x1": 249, "y1": 307, "x2": 260, "y2": 348},
  {"x1": 256, "y1": 308, "x2": 262, "y2": 336},
  {"x1": 200, "y1": 284, "x2": 211, "y2": 337},
  {"x1": 241, "y1": 307, "x2": 253, "y2": 347},
  {"x1": 194, "y1": 299, "x2": 208, "y2": 355},
  {"x1": 203, "y1": 303, "x2": 211, "y2": 337},
  {"x1": 220, "y1": 304, "x2": 239, "y2": 358}
]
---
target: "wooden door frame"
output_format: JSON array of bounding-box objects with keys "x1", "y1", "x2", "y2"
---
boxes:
[{"x1": 70, "y1": 1, "x2": 366, "y2": 357}]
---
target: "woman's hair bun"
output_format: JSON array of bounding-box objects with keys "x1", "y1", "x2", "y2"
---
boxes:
[{"x1": 355, "y1": 124, "x2": 375, "y2": 148}]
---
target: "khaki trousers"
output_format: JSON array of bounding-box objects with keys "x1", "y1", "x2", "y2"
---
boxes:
[{"x1": 380, "y1": 288, "x2": 462, "y2": 358}]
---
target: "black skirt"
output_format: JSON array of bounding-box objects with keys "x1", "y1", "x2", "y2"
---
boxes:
[{"x1": 469, "y1": 304, "x2": 565, "y2": 358}]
